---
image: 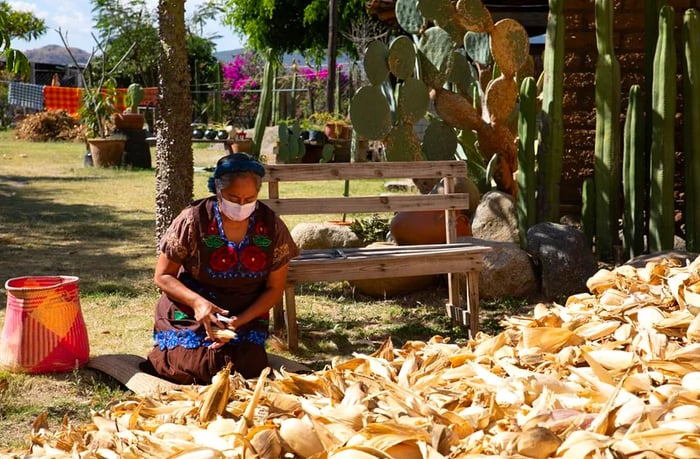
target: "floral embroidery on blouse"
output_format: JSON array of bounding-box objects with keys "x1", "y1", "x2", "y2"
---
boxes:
[
  {"x1": 204, "y1": 203, "x2": 272, "y2": 279},
  {"x1": 273, "y1": 244, "x2": 292, "y2": 266}
]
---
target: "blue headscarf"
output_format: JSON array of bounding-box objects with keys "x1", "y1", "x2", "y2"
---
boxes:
[{"x1": 207, "y1": 153, "x2": 265, "y2": 194}]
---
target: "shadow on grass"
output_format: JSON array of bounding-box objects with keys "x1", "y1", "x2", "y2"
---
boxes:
[
  {"x1": 0, "y1": 175, "x2": 155, "y2": 305},
  {"x1": 286, "y1": 283, "x2": 482, "y2": 367}
]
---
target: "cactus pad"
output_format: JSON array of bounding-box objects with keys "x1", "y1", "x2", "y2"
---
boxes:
[
  {"x1": 418, "y1": 0, "x2": 455, "y2": 24},
  {"x1": 418, "y1": 27, "x2": 455, "y2": 77},
  {"x1": 433, "y1": 87, "x2": 482, "y2": 130},
  {"x1": 397, "y1": 78, "x2": 430, "y2": 123},
  {"x1": 417, "y1": 50, "x2": 447, "y2": 88},
  {"x1": 438, "y1": 18, "x2": 469, "y2": 45},
  {"x1": 484, "y1": 75, "x2": 518, "y2": 124},
  {"x1": 490, "y1": 19, "x2": 530, "y2": 77},
  {"x1": 455, "y1": 0, "x2": 493, "y2": 33},
  {"x1": 350, "y1": 85, "x2": 392, "y2": 140},
  {"x1": 384, "y1": 123, "x2": 424, "y2": 161},
  {"x1": 396, "y1": 0, "x2": 424, "y2": 34},
  {"x1": 422, "y1": 118, "x2": 458, "y2": 160},
  {"x1": 464, "y1": 31, "x2": 492, "y2": 66},
  {"x1": 364, "y1": 40, "x2": 390, "y2": 86},
  {"x1": 449, "y1": 49, "x2": 479, "y2": 97},
  {"x1": 388, "y1": 36, "x2": 417, "y2": 80}
]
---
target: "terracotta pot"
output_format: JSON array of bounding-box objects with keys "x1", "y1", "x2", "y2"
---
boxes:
[
  {"x1": 325, "y1": 220, "x2": 353, "y2": 226},
  {"x1": 390, "y1": 210, "x2": 472, "y2": 245},
  {"x1": 113, "y1": 112, "x2": 144, "y2": 130},
  {"x1": 88, "y1": 138, "x2": 126, "y2": 167},
  {"x1": 232, "y1": 138, "x2": 252, "y2": 153}
]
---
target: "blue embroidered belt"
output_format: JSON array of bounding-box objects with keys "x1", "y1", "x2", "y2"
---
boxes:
[{"x1": 154, "y1": 328, "x2": 268, "y2": 350}]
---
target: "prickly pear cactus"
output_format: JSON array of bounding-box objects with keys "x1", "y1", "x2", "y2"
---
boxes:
[
  {"x1": 350, "y1": 35, "x2": 428, "y2": 162},
  {"x1": 276, "y1": 121, "x2": 305, "y2": 164},
  {"x1": 350, "y1": 0, "x2": 529, "y2": 196}
]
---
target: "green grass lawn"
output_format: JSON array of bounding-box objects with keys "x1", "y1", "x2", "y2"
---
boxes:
[{"x1": 0, "y1": 131, "x2": 528, "y2": 451}]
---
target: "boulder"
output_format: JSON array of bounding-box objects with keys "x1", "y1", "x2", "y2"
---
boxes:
[
  {"x1": 471, "y1": 191, "x2": 520, "y2": 244},
  {"x1": 291, "y1": 222, "x2": 363, "y2": 250},
  {"x1": 457, "y1": 237, "x2": 538, "y2": 300},
  {"x1": 625, "y1": 250, "x2": 700, "y2": 268},
  {"x1": 526, "y1": 222, "x2": 598, "y2": 300}
]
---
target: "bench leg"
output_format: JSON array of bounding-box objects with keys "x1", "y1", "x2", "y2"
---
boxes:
[
  {"x1": 467, "y1": 271, "x2": 480, "y2": 337},
  {"x1": 272, "y1": 299, "x2": 285, "y2": 333},
  {"x1": 284, "y1": 284, "x2": 299, "y2": 351},
  {"x1": 447, "y1": 272, "x2": 460, "y2": 309}
]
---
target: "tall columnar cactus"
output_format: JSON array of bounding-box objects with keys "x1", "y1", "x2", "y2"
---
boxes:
[
  {"x1": 517, "y1": 77, "x2": 537, "y2": 249},
  {"x1": 593, "y1": 0, "x2": 622, "y2": 261},
  {"x1": 538, "y1": 0, "x2": 564, "y2": 223},
  {"x1": 252, "y1": 53, "x2": 275, "y2": 158},
  {"x1": 290, "y1": 61, "x2": 298, "y2": 118},
  {"x1": 649, "y1": 6, "x2": 677, "y2": 253},
  {"x1": 623, "y1": 85, "x2": 645, "y2": 259},
  {"x1": 581, "y1": 178, "x2": 596, "y2": 248},
  {"x1": 350, "y1": 0, "x2": 529, "y2": 196},
  {"x1": 683, "y1": 9, "x2": 700, "y2": 252},
  {"x1": 644, "y1": 0, "x2": 667, "y2": 182}
]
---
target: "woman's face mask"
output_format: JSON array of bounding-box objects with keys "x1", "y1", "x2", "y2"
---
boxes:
[{"x1": 219, "y1": 198, "x2": 256, "y2": 221}]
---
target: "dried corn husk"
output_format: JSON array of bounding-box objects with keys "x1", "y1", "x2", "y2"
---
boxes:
[{"x1": 25, "y1": 257, "x2": 700, "y2": 458}]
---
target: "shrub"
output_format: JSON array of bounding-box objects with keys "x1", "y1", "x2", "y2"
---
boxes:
[{"x1": 350, "y1": 214, "x2": 391, "y2": 244}]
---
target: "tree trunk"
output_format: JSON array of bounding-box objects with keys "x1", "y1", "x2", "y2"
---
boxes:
[
  {"x1": 155, "y1": 0, "x2": 193, "y2": 248},
  {"x1": 326, "y1": 0, "x2": 338, "y2": 113}
]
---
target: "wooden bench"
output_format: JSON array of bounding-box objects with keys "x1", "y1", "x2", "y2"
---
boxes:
[{"x1": 260, "y1": 160, "x2": 491, "y2": 350}]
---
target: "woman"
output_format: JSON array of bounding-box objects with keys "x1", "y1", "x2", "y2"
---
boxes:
[{"x1": 146, "y1": 153, "x2": 299, "y2": 384}]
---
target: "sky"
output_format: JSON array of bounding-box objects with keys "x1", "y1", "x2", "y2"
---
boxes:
[{"x1": 9, "y1": 0, "x2": 246, "y2": 53}]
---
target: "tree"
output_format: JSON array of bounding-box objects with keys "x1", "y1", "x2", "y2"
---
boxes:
[
  {"x1": 0, "y1": 1, "x2": 46, "y2": 41},
  {"x1": 217, "y1": 0, "x2": 369, "y2": 127},
  {"x1": 218, "y1": 0, "x2": 369, "y2": 60},
  {"x1": 155, "y1": 0, "x2": 193, "y2": 246},
  {"x1": 90, "y1": 0, "x2": 218, "y2": 90},
  {"x1": 0, "y1": 2, "x2": 41, "y2": 79}
]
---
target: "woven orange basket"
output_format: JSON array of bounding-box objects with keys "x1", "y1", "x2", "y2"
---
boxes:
[{"x1": 0, "y1": 276, "x2": 90, "y2": 373}]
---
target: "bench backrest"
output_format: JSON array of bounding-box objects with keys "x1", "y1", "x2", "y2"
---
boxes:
[{"x1": 260, "y1": 160, "x2": 469, "y2": 244}]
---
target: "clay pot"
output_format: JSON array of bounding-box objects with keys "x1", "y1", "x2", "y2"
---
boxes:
[
  {"x1": 88, "y1": 138, "x2": 126, "y2": 168},
  {"x1": 113, "y1": 112, "x2": 144, "y2": 130},
  {"x1": 232, "y1": 138, "x2": 252, "y2": 153},
  {"x1": 390, "y1": 210, "x2": 472, "y2": 245}
]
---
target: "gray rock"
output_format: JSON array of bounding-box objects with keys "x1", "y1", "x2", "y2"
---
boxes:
[
  {"x1": 457, "y1": 237, "x2": 538, "y2": 300},
  {"x1": 625, "y1": 250, "x2": 700, "y2": 268},
  {"x1": 526, "y1": 222, "x2": 597, "y2": 300},
  {"x1": 291, "y1": 223, "x2": 363, "y2": 250},
  {"x1": 471, "y1": 191, "x2": 520, "y2": 243}
]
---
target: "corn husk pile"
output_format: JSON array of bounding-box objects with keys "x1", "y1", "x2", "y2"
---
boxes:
[{"x1": 27, "y1": 257, "x2": 700, "y2": 458}]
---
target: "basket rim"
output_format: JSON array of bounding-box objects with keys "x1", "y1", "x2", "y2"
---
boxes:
[{"x1": 5, "y1": 275, "x2": 79, "y2": 291}]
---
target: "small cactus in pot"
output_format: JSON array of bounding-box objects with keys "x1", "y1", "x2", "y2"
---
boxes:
[{"x1": 114, "y1": 83, "x2": 146, "y2": 130}]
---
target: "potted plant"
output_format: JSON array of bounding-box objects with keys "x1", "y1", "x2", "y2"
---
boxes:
[
  {"x1": 79, "y1": 82, "x2": 127, "y2": 167},
  {"x1": 59, "y1": 30, "x2": 135, "y2": 167},
  {"x1": 310, "y1": 112, "x2": 352, "y2": 140},
  {"x1": 113, "y1": 83, "x2": 145, "y2": 130}
]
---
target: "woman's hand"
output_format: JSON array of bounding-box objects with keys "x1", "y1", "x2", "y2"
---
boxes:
[{"x1": 192, "y1": 297, "x2": 229, "y2": 348}]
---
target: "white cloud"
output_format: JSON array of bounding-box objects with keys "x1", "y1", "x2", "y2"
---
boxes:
[{"x1": 8, "y1": 1, "x2": 48, "y2": 19}]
